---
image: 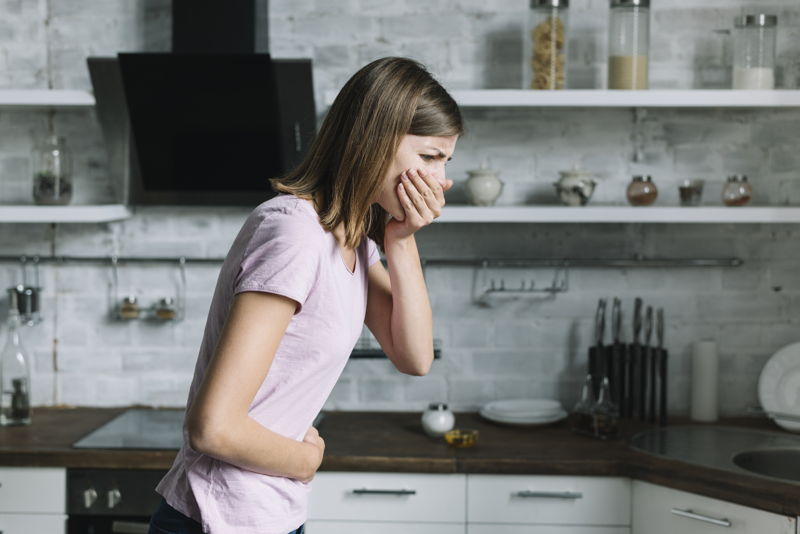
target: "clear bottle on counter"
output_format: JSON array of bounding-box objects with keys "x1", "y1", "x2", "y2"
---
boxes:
[
  {"x1": 570, "y1": 374, "x2": 595, "y2": 436},
  {"x1": 591, "y1": 377, "x2": 619, "y2": 439},
  {"x1": 722, "y1": 174, "x2": 753, "y2": 206},
  {"x1": 1, "y1": 289, "x2": 32, "y2": 426},
  {"x1": 31, "y1": 135, "x2": 73, "y2": 206},
  {"x1": 608, "y1": 0, "x2": 650, "y2": 90},
  {"x1": 732, "y1": 14, "x2": 777, "y2": 90},
  {"x1": 524, "y1": 0, "x2": 569, "y2": 90}
]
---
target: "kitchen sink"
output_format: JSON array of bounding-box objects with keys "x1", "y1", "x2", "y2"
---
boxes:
[
  {"x1": 733, "y1": 449, "x2": 800, "y2": 483},
  {"x1": 629, "y1": 425, "x2": 800, "y2": 485}
]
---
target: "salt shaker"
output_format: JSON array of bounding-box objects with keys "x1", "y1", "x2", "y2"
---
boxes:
[{"x1": 421, "y1": 403, "x2": 455, "y2": 438}]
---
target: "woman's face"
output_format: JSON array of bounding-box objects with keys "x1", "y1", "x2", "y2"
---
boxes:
[{"x1": 375, "y1": 134, "x2": 458, "y2": 220}]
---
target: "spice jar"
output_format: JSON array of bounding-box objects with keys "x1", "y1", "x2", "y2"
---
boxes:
[
  {"x1": 118, "y1": 296, "x2": 141, "y2": 320},
  {"x1": 722, "y1": 174, "x2": 753, "y2": 206},
  {"x1": 608, "y1": 0, "x2": 650, "y2": 90},
  {"x1": 31, "y1": 135, "x2": 73, "y2": 205},
  {"x1": 421, "y1": 403, "x2": 455, "y2": 438},
  {"x1": 626, "y1": 175, "x2": 658, "y2": 206},
  {"x1": 524, "y1": 0, "x2": 569, "y2": 90},
  {"x1": 154, "y1": 297, "x2": 178, "y2": 320},
  {"x1": 732, "y1": 14, "x2": 777, "y2": 90}
]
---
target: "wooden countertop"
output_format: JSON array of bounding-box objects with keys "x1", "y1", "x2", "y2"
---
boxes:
[{"x1": 1, "y1": 407, "x2": 798, "y2": 517}]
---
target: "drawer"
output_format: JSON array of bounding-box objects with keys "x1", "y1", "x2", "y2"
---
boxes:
[
  {"x1": 306, "y1": 521, "x2": 465, "y2": 534},
  {"x1": 469, "y1": 527, "x2": 629, "y2": 534},
  {"x1": 0, "y1": 513, "x2": 67, "y2": 534},
  {"x1": 308, "y1": 472, "x2": 465, "y2": 522},
  {"x1": 632, "y1": 481, "x2": 795, "y2": 534},
  {"x1": 467, "y1": 475, "x2": 631, "y2": 526},
  {"x1": 0, "y1": 468, "x2": 66, "y2": 514}
]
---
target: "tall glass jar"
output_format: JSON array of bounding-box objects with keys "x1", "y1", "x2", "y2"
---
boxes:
[
  {"x1": 732, "y1": 14, "x2": 777, "y2": 90},
  {"x1": 32, "y1": 135, "x2": 73, "y2": 205},
  {"x1": 608, "y1": 0, "x2": 650, "y2": 90},
  {"x1": 524, "y1": 0, "x2": 569, "y2": 90}
]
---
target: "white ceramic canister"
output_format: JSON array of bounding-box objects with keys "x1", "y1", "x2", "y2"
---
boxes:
[
  {"x1": 464, "y1": 165, "x2": 504, "y2": 206},
  {"x1": 421, "y1": 402, "x2": 456, "y2": 437}
]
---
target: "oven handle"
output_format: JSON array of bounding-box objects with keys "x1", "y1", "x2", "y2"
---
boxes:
[{"x1": 112, "y1": 520, "x2": 150, "y2": 534}]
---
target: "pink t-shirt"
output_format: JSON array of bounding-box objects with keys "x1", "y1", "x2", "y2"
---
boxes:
[{"x1": 155, "y1": 193, "x2": 381, "y2": 533}]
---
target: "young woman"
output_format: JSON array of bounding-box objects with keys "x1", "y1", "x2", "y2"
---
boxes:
[{"x1": 149, "y1": 56, "x2": 463, "y2": 534}]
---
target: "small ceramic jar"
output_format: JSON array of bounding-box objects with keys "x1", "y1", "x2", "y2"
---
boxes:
[
  {"x1": 421, "y1": 403, "x2": 455, "y2": 438},
  {"x1": 465, "y1": 165, "x2": 504, "y2": 206},
  {"x1": 553, "y1": 168, "x2": 597, "y2": 206},
  {"x1": 626, "y1": 175, "x2": 658, "y2": 206},
  {"x1": 722, "y1": 174, "x2": 753, "y2": 206}
]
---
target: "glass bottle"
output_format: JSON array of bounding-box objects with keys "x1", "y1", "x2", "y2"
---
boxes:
[
  {"x1": 722, "y1": 174, "x2": 753, "y2": 206},
  {"x1": 626, "y1": 175, "x2": 658, "y2": 206},
  {"x1": 570, "y1": 374, "x2": 595, "y2": 436},
  {"x1": 732, "y1": 14, "x2": 777, "y2": 90},
  {"x1": 608, "y1": 0, "x2": 650, "y2": 90},
  {"x1": 32, "y1": 135, "x2": 73, "y2": 205},
  {"x1": 524, "y1": 0, "x2": 569, "y2": 90},
  {"x1": 1, "y1": 289, "x2": 32, "y2": 426},
  {"x1": 591, "y1": 377, "x2": 619, "y2": 439}
]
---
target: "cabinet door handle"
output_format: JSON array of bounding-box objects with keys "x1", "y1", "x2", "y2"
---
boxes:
[
  {"x1": 514, "y1": 490, "x2": 583, "y2": 499},
  {"x1": 671, "y1": 508, "x2": 732, "y2": 528},
  {"x1": 352, "y1": 488, "x2": 416, "y2": 496}
]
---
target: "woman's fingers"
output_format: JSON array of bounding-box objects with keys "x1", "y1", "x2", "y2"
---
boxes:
[
  {"x1": 399, "y1": 171, "x2": 435, "y2": 222},
  {"x1": 404, "y1": 169, "x2": 443, "y2": 218}
]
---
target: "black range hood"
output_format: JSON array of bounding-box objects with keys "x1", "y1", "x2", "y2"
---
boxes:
[{"x1": 88, "y1": 0, "x2": 316, "y2": 206}]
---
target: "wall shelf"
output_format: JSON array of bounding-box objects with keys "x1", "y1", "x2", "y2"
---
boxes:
[
  {"x1": 325, "y1": 89, "x2": 800, "y2": 108},
  {"x1": 0, "y1": 90, "x2": 95, "y2": 108},
  {"x1": 436, "y1": 206, "x2": 800, "y2": 224},
  {"x1": 0, "y1": 204, "x2": 131, "y2": 223}
]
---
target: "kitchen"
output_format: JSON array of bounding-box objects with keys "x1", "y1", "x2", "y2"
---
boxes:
[{"x1": 0, "y1": 0, "x2": 799, "y2": 532}]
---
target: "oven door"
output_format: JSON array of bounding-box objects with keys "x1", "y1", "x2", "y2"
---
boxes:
[{"x1": 68, "y1": 515, "x2": 151, "y2": 534}]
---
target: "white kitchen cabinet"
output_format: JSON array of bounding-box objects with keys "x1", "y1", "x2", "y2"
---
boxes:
[
  {"x1": 306, "y1": 521, "x2": 465, "y2": 533},
  {"x1": 468, "y1": 526, "x2": 628, "y2": 534},
  {"x1": 632, "y1": 480, "x2": 795, "y2": 534},
  {"x1": 467, "y1": 475, "x2": 630, "y2": 529},
  {"x1": 308, "y1": 472, "x2": 465, "y2": 530},
  {"x1": 0, "y1": 467, "x2": 66, "y2": 534}
]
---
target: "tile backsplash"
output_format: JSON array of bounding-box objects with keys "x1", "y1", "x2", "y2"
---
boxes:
[{"x1": 0, "y1": 0, "x2": 798, "y2": 415}]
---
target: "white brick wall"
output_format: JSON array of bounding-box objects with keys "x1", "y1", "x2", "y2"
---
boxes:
[{"x1": 0, "y1": 0, "x2": 798, "y2": 415}]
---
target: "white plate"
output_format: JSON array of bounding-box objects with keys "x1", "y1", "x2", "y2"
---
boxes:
[
  {"x1": 480, "y1": 407, "x2": 568, "y2": 426},
  {"x1": 482, "y1": 399, "x2": 563, "y2": 417},
  {"x1": 758, "y1": 341, "x2": 800, "y2": 432}
]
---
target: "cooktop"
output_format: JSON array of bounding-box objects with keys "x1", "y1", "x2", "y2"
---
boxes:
[{"x1": 72, "y1": 408, "x2": 184, "y2": 450}]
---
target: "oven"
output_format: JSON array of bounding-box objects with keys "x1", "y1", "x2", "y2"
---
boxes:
[{"x1": 66, "y1": 468, "x2": 167, "y2": 534}]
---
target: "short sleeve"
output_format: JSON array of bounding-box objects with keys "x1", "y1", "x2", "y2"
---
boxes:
[
  {"x1": 233, "y1": 213, "x2": 322, "y2": 314},
  {"x1": 367, "y1": 237, "x2": 381, "y2": 267}
]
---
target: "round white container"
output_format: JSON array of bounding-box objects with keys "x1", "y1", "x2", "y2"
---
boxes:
[{"x1": 421, "y1": 403, "x2": 455, "y2": 437}]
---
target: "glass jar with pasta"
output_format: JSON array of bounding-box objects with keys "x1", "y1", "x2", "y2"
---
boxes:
[{"x1": 524, "y1": 0, "x2": 569, "y2": 90}]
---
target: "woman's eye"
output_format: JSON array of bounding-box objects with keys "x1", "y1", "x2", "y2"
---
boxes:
[{"x1": 420, "y1": 154, "x2": 436, "y2": 162}]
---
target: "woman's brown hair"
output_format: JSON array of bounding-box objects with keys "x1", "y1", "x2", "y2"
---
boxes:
[{"x1": 270, "y1": 57, "x2": 463, "y2": 251}]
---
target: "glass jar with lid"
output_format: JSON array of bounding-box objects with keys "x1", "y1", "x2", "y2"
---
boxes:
[
  {"x1": 31, "y1": 135, "x2": 73, "y2": 205},
  {"x1": 732, "y1": 14, "x2": 777, "y2": 90},
  {"x1": 722, "y1": 174, "x2": 753, "y2": 206},
  {"x1": 608, "y1": 0, "x2": 650, "y2": 90},
  {"x1": 524, "y1": 0, "x2": 569, "y2": 90}
]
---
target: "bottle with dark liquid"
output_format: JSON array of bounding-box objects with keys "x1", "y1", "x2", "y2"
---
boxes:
[
  {"x1": 570, "y1": 374, "x2": 595, "y2": 436},
  {"x1": 591, "y1": 377, "x2": 619, "y2": 439}
]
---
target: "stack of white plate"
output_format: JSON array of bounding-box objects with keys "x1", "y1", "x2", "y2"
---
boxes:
[
  {"x1": 479, "y1": 398, "x2": 567, "y2": 426},
  {"x1": 758, "y1": 341, "x2": 800, "y2": 432}
]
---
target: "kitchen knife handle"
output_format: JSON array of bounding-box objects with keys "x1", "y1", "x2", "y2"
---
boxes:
[
  {"x1": 644, "y1": 306, "x2": 653, "y2": 344},
  {"x1": 633, "y1": 297, "x2": 643, "y2": 341},
  {"x1": 612, "y1": 297, "x2": 621, "y2": 342},
  {"x1": 656, "y1": 307, "x2": 664, "y2": 347}
]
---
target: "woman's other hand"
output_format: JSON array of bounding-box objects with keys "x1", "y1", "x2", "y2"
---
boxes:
[
  {"x1": 299, "y1": 426, "x2": 325, "y2": 483},
  {"x1": 385, "y1": 168, "x2": 452, "y2": 241}
]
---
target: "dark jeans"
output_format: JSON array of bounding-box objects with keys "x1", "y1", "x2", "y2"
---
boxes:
[{"x1": 149, "y1": 498, "x2": 305, "y2": 534}]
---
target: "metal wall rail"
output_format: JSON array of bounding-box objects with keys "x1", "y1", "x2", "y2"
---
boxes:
[{"x1": 0, "y1": 254, "x2": 743, "y2": 268}]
